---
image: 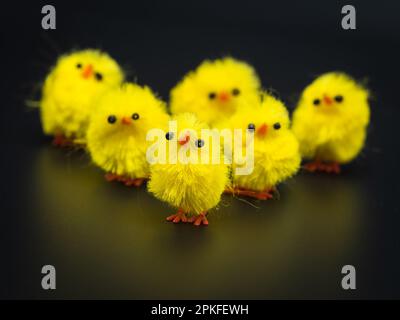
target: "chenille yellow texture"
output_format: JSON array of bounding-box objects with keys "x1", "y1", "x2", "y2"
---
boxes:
[
  {"x1": 226, "y1": 93, "x2": 301, "y2": 192},
  {"x1": 148, "y1": 113, "x2": 229, "y2": 216},
  {"x1": 86, "y1": 83, "x2": 169, "y2": 179},
  {"x1": 170, "y1": 57, "x2": 261, "y2": 127},
  {"x1": 292, "y1": 72, "x2": 370, "y2": 163},
  {"x1": 40, "y1": 49, "x2": 124, "y2": 140}
]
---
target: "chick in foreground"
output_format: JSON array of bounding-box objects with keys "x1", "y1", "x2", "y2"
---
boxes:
[
  {"x1": 148, "y1": 113, "x2": 229, "y2": 226},
  {"x1": 40, "y1": 49, "x2": 124, "y2": 146},
  {"x1": 86, "y1": 83, "x2": 169, "y2": 186},
  {"x1": 225, "y1": 93, "x2": 301, "y2": 200},
  {"x1": 292, "y1": 72, "x2": 370, "y2": 173},
  {"x1": 170, "y1": 57, "x2": 261, "y2": 126}
]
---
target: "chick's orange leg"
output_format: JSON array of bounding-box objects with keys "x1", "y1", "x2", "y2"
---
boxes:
[
  {"x1": 324, "y1": 162, "x2": 341, "y2": 174},
  {"x1": 230, "y1": 188, "x2": 274, "y2": 200},
  {"x1": 303, "y1": 160, "x2": 341, "y2": 174},
  {"x1": 105, "y1": 173, "x2": 119, "y2": 182},
  {"x1": 188, "y1": 212, "x2": 209, "y2": 226},
  {"x1": 105, "y1": 174, "x2": 147, "y2": 187},
  {"x1": 223, "y1": 188, "x2": 234, "y2": 195},
  {"x1": 256, "y1": 190, "x2": 274, "y2": 200},
  {"x1": 124, "y1": 178, "x2": 146, "y2": 187},
  {"x1": 52, "y1": 134, "x2": 74, "y2": 147},
  {"x1": 303, "y1": 159, "x2": 322, "y2": 172},
  {"x1": 166, "y1": 208, "x2": 188, "y2": 224}
]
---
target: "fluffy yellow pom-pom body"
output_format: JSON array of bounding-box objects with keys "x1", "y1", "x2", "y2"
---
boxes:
[
  {"x1": 40, "y1": 49, "x2": 124, "y2": 139},
  {"x1": 233, "y1": 136, "x2": 300, "y2": 191},
  {"x1": 170, "y1": 57, "x2": 261, "y2": 126},
  {"x1": 87, "y1": 83, "x2": 169, "y2": 179},
  {"x1": 148, "y1": 113, "x2": 229, "y2": 215},
  {"x1": 226, "y1": 94, "x2": 301, "y2": 192},
  {"x1": 292, "y1": 72, "x2": 370, "y2": 163}
]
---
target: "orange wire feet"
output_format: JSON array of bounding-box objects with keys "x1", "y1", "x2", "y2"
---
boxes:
[
  {"x1": 188, "y1": 212, "x2": 209, "y2": 226},
  {"x1": 166, "y1": 209, "x2": 188, "y2": 224},
  {"x1": 104, "y1": 173, "x2": 146, "y2": 187},
  {"x1": 52, "y1": 134, "x2": 74, "y2": 148},
  {"x1": 303, "y1": 160, "x2": 341, "y2": 174},
  {"x1": 225, "y1": 187, "x2": 274, "y2": 200}
]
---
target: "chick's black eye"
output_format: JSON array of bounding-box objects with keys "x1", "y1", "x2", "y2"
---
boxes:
[
  {"x1": 273, "y1": 122, "x2": 281, "y2": 130},
  {"x1": 76, "y1": 63, "x2": 82, "y2": 69},
  {"x1": 165, "y1": 132, "x2": 174, "y2": 140},
  {"x1": 132, "y1": 113, "x2": 139, "y2": 120},
  {"x1": 247, "y1": 123, "x2": 255, "y2": 131},
  {"x1": 232, "y1": 88, "x2": 240, "y2": 96},
  {"x1": 334, "y1": 95, "x2": 343, "y2": 103},
  {"x1": 209, "y1": 92, "x2": 216, "y2": 100},
  {"x1": 313, "y1": 98, "x2": 320, "y2": 106},
  {"x1": 95, "y1": 72, "x2": 103, "y2": 81},
  {"x1": 196, "y1": 139, "x2": 205, "y2": 148},
  {"x1": 107, "y1": 115, "x2": 116, "y2": 124}
]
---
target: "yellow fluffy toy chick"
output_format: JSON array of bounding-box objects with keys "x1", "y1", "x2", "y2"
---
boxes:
[
  {"x1": 86, "y1": 83, "x2": 169, "y2": 186},
  {"x1": 170, "y1": 57, "x2": 261, "y2": 126},
  {"x1": 40, "y1": 49, "x2": 124, "y2": 146},
  {"x1": 225, "y1": 93, "x2": 301, "y2": 200},
  {"x1": 292, "y1": 72, "x2": 370, "y2": 173},
  {"x1": 148, "y1": 113, "x2": 229, "y2": 226}
]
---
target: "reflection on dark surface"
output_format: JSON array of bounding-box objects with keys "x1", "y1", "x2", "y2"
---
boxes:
[{"x1": 19, "y1": 146, "x2": 368, "y2": 298}]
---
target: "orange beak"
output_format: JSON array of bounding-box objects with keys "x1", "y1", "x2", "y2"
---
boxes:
[
  {"x1": 323, "y1": 95, "x2": 333, "y2": 105},
  {"x1": 121, "y1": 117, "x2": 132, "y2": 125},
  {"x1": 218, "y1": 91, "x2": 230, "y2": 102},
  {"x1": 82, "y1": 64, "x2": 94, "y2": 79},
  {"x1": 257, "y1": 123, "x2": 268, "y2": 137},
  {"x1": 178, "y1": 134, "x2": 190, "y2": 145}
]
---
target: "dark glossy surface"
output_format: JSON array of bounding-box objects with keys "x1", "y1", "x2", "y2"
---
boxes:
[{"x1": 1, "y1": 0, "x2": 400, "y2": 299}]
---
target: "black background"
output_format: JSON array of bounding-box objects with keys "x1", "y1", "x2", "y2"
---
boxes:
[{"x1": 1, "y1": 0, "x2": 400, "y2": 299}]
